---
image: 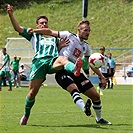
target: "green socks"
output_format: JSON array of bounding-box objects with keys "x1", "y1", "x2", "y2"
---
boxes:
[
  {"x1": 0, "y1": 80, "x2": 2, "y2": 88},
  {"x1": 8, "y1": 80, "x2": 12, "y2": 90},
  {"x1": 24, "y1": 96, "x2": 35, "y2": 119},
  {"x1": 64, "y1": 62, "x2": 75, "y2": 73}
]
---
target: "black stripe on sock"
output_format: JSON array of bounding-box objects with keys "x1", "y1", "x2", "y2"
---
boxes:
[
  {"x1": 71, "y1": 89, "x2": 80, "y2": 96},
  {"x1": 93, "y1": 106, "x2": 101, "y2": 110},
  {"x1": 74, "y1": 97, "x2": 82, "y2": 104},
  {"x1": 92, "y1": 100, "x2": 101, "y2": 105}
]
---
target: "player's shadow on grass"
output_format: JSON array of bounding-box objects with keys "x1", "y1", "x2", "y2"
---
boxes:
[{"x1": 31, "y1": 124, "x2": 108, "y2": 129}]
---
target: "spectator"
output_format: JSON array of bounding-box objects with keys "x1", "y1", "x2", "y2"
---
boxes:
[
  {"x1": 19, "y1": 64, "x2": 27, "y2": 81},
  {"x1": 11, "y1": 55, "x2": 21, "y2": 88},
  {"x1": 108, "y1": 52, "x2": 116, "y2": 89}
]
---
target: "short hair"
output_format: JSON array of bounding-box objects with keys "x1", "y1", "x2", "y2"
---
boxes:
[
  {"x1": 78, "y1": 20, "x2": 90, "y2": 28},
  {"x1": 36, "y1": 15, "x2": 48, "y2": 24},
  {"x1": 2, "y1": 48, "x2": 6, "y2": 51},
  {"x1": 100, "y1": 46, "x2": 105, "y2": 50},
  {"x1": 108, "y1": 52, "x2": 112, "y2": 55}
]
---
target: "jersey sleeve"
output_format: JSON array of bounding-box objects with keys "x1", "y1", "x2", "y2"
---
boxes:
[
  {"x1": 19, "y1": 27, "x2": 33, "y2": 41},
  {"x1": 84, "y1": 44, "x2": 92, "y2": 57},
  {"x1": 5, "y1": 54, "x2": 10, "y2": 63},
  {"x1": 58, "y1": 31, "x2": 71, "y2": 38},
  {"x1": 11, "y1": 60, "x2": 13, "y2": 65}
]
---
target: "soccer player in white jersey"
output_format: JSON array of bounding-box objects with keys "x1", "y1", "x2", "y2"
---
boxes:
[
  {"x1": 7, "y1": 5, "x2": 77, "y2": 125},
  {"x1": 31, "y1": 21, "x2": 112, "y2": 125},
  {"x1": 97, "y1": 46, "x2": 111, "y2": 95}
]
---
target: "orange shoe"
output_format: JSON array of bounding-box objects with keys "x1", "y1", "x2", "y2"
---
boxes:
[
  {"x1": 0, "y1": 88, "x2": 2, "y2": 91},
  {"x1": 74, "y1": 57, "x2": 83, "y2": 77},
  {"x1": 7, "y1": 89, "x2": 12, "y2": 92}
]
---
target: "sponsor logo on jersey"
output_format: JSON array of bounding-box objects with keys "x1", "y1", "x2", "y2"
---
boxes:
[{"x1": 72, "y1": 48, "x2": 81, "y2": 58}]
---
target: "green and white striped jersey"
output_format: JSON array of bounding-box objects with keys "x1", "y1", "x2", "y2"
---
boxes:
[
  {"x1": 20, "y1": 28, "x2": 59, "y2": 60},
  {"x1": 2, "y1": 53, "x2": 10, "y2": 71}
]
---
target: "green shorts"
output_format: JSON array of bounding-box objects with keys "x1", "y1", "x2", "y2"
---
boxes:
[
  {"x1": 0, "y1": 71, "x2": 11, "y2": 78},
  {"x1": 29, "y1": 57, "x2": 58, "y2": 81}
]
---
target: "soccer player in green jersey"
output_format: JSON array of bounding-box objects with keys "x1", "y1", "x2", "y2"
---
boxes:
[
  {"x1": 7, "y1": 5, "x2": 82, "y2": 125},
  {"x1": 0, "y1": 48, "x2": 12, "y2": 91},
  {"x1": 10, "y1": 55, "x2": 21, "y2": 88}
]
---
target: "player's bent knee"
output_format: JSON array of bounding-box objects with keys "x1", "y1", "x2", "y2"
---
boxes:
[{"x1": 91, "y1": 93, "x2": 100, "y2": 101}]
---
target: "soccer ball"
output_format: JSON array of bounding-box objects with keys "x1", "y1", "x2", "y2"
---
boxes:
[{"x1": 89, "y1": 53, "x2": 104, "y2": 68}]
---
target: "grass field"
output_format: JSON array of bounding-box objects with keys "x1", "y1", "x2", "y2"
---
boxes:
[{"x1": 0, "y1": 84, "x2": 132, "y2": 133}]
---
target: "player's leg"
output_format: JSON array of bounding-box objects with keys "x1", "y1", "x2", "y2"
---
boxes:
[
  {"x1": 110, "y1": 68, "x2": 114, "y2": 89},
  {"x1": 66, "y1": 84, "x2": 86, "y2": 112},
  {"x1": 13, "y1": 71, "x2": 17, "y2": 87},
  {"x1": 74, "y1": 73, "x2": 111, "y2": 124},
  {"x1": 20, "y1": 59, "x2": 48, "y2": 125},
  {"x1": 55, "y1": 69, "x2": 86, "y2": 112},
  {"x1": 53, "y1": 56, "x2": 82, "y2": 77},
  {"x1": 6, "y1": 72, "x2": 12, "y2": 91},
  {"x1": 97, "y1": 73, "x2": 108, "y2": 95},
  {"x1": 83, "y1": 87, "x2": 111, "y2": 125},
  {"x1": 16, "y1": 71, "x2": 21, "y2": 87},
  {"x1": 20, "y1": 78, "x2": 44, "y2": 125},
  {"x1": 0, "y1": 71, "x2": 4, "y2": 91}
]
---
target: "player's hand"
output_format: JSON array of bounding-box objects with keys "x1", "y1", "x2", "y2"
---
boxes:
[
  {"x1": 7, "y1": 4, "x2": 14, "y2": 15},
  {"x1": 27, "y1": 28, "x2": 34, "y2": 34},
  {"x1": 58, "y1": 36, "x2": 70, "y2": 51},
  {"x1": 100, "y1": 77, "x2": 107, "y2": 89}
]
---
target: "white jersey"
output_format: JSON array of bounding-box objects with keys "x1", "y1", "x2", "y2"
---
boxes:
[
  {"x1": 19, "y1": 67, "x2": 27, "y2": 76},
  {"x1": 99, "y1": 55, "x2": 109, "y2": 73},
  {"x1": 59, "y1": 31, "x2": 92, "y2": 63}
]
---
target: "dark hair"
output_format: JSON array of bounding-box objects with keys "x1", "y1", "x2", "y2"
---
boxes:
[
  {"x1": 2, "y1": 48, "x2": 6, "y2": 51},
  {"x1": 78, "y1": 20, "x2": 90, "y2": 28},
  {"x1": 100, "y1": 46, "x2": 105, "y2": 50},
  {"x1": 36, "y1": 15, "x2": 48, "y2": 24}
]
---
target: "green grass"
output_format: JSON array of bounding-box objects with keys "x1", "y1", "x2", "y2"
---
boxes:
[
  {"x1": 0, "y1": 0, "x2": 133, "y2": 58},
  {"x1": 0, "y1": 85, "x2": 132, "y2": 133}
]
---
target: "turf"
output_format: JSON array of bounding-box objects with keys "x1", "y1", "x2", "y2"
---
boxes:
[{"x1": 0, "y1": 84, "x2": 132, "y2": 133}]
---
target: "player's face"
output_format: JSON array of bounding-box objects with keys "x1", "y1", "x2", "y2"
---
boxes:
[
  {"x1": 14, "y1": 56, "x2": 17, "y2": 60},
  {"x1": 108, "y1": 53, "x2": 112, "y2": 58},
  {"x1": 100, "y1": 49, "x2": 105, "y2": 55},
  {"x1": 36, "y1": 18, "x2": 48, "y2": 29},
  {"x1": 78, "y1": 24, "x2": 90, "y2": 41},
  {"x1": 2, "y1": 49, "x2": 6, "y2": 55}
]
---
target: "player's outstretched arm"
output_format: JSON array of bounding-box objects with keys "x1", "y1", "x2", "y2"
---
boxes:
[
  {"x1": 33, "y1": 28, "x2": 59, "y2": 37},
  {"x1": 7, "y1": 5, "x2": 24, "y2": 34}
]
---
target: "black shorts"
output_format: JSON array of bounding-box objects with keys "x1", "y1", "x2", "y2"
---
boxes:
[
  {"x1": 13, "y1": 70, "x2": 20, "y2": 78},
  {"x1": 99, "y1": 73, "x2": 109, "y2": 81},
  {"x1": 108, "y1": 68, "x2": 115, "y2": 77},
  {"x1": 84, "y1": 69, "x2": 89, "y2": 75},
  {"x1": 55, "y1": 69, "x2": 93, "y2": 94}
]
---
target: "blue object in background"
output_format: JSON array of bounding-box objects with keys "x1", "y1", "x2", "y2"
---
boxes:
[{"x1": 88, "y1": 76, "x2": 99, "y2": 84}]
